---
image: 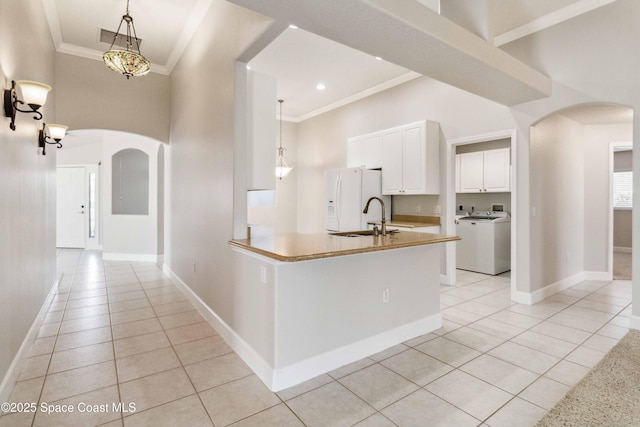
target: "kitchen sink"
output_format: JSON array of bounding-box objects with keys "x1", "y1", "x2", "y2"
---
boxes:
[{"x1": 329, "y1": 229, "x2": 398, "y2": 237}]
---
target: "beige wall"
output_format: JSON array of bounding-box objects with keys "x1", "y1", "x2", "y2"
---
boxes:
[
  {"x1": 583, "y1": 124, "x2": 633, "y2": 268},
  {"x1": 166, "y1": 0, "x2": 271, "y2": 330},
  {"x1": 614, "y1": 210, "x2": 632, "y2": 249},
  {"x1": 54, "y1": 53, "x2": 171, "y2": 143},
  {"x1": 0, "y1": 0, "x2": 57, "y2": 396},
  {"x1": 530, "y1": 114, "x2": 585, "y2": 290},
  {"x1": 295, "y1": 76, "x2": 516, "y2": 233}
]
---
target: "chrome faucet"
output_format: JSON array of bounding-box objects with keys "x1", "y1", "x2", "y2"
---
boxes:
[{"x1": 363, "y1": 197, "x2": 387, "y2": 236}]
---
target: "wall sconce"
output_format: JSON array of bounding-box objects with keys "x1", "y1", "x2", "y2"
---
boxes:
[
  {"x1": 38, "y1": 123, "x2": 67, "y2": 156},
  {"x1": 3, "y1": 80, "x2": 52, "y2": 131}
]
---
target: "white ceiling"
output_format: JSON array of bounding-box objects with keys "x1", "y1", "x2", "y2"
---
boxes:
[
  {"x1": 42, "y1": 0, "x2": 213, "y2": 75},
  {"x1": 559, "y1": 104, "x2": 633, "y2": 125},
  {"x1": 42, "y1": 0, "x2": 630, "y2": 123},
  {"x1": 248, "y1": 28, "x2": 418, "y2": 121}
]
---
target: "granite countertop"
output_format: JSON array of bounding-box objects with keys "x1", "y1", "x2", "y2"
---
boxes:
[{"x1": 229, "y1": 229, "x2": 459, "y2": 262}]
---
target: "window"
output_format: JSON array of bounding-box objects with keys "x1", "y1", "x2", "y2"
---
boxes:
[{"x1": 613, "y1": 171, "x2": 632, "y2": 209}]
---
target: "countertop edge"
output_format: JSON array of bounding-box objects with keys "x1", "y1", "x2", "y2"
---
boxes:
[{"x1": 228, "y1": 234, "x2": 460, "y2": 262}]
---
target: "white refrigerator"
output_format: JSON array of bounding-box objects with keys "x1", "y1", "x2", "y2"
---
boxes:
[{"x1": 325, "y1": 168, "x2": 391, "y2": 232}]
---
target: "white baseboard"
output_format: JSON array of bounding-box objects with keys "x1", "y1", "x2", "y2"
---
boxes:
[
  {"x1": 162, "y1": 265, "x2": 276, "y2": 389},
  {"x1": 163, "y1": 264, "x2": 443, "y2": 392},
  {"x1": 271, "y1": 313, "x2": 442, "y2": 391},
  {"x1": 0, "y1": 276, "x2": 59, "y2": 404},
  {"x1": 614, "y1": 246, "x2": 632, "y2": 253},
  {"x1": 440, "y1": 274, "x2": 449, "y2": 285},
  {"x1": 629, "y1": 315, "x2": 640, "y2": 330},
  {"x1": 511, "y1": 272, "x2": 585, "y2": 305},
  {"x1": 103, "y1": 253, "x2": 160, "y2": 263}
]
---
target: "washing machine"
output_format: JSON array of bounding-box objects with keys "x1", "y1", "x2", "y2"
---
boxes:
[{"x1": 456, "y1": 211, "x2": 510, "y2": 275}]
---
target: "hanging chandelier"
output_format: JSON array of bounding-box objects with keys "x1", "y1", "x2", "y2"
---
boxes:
[
  {"x1": 275, "y1": 99, "x2": 293, "y2": 179},
  {"x1": 103, "y1": 0, "x2": 151, "y2": 79}
]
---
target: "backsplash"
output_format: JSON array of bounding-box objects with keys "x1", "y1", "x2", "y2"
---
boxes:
[
  {"x1": 392, "y1": 194, "x2": 443, "y2": 217},
  {"x1": 456, "y1": 192, "x2": 511, "y2": 214}
]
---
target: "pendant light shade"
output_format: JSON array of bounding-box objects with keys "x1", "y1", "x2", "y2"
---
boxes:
[
  {"x1": 275, "y1": 99, "x2": 293, "y2": 179},
  {"x1": 103, "y1": 0, "x2": 151, "y2": 79}
]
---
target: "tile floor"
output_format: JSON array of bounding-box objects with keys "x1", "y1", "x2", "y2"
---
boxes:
[{"x1": 0, "y1": 250, "x2": 632, "y2": 426}]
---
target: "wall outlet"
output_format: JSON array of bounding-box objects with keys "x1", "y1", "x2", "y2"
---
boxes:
[
  {"x1": 260, "y1": 266, "x2": 267, "y2": 283},
  {"x1": 382, "y1": 288, "x2": 390, "y2": 303},
  {"x1": 416, "y1": 205, "x2": 421, "y2": 214},
  {"x1": 532, "y1": 207, "x2": 537, "y2": 217},
  {"x1": 433, "y1": 205, "x2": 441, "y2": 214}
]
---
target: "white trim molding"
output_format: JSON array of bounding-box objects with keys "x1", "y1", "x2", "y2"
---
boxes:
[
  {"x1": 614, "y1": 246, "x2": 632, "y2": 253},
  {"x1": 445, "y1": 129, "x2": 517, "y2": 299},
  {"x1": 163, "y1": 263, "x2": 442, "y2": 391},
  {"x1": 0, "y1": 277, "x2": 59, "y2": 404},
  {"x1": 512, "y1": 272, "x2": 585, "y2": 305},
  {"x1": 494, "y1": 0, "x2": 618, "y2": 47},
  {"x1": 271, "y1": 313, "x2": 441, "y2": 391}
]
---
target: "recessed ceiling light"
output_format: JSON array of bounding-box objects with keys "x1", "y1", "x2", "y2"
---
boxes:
[
  {"x1": 246, "y1": 65, "x2": 251, "y2": 70},
  {"x1": 289, "y1": 24, "x2": 298, "y2": 29},
  {"x1": 375, "y1": 56, "x2": 383, "y2": 61},
  {"x1": 316, "y1": 83, "x2": 326, "y2": 91}
]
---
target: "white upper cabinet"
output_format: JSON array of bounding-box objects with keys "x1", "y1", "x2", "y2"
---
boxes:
[
  {"x1": 458, "y1": 148, "x2": 510, "y2": 193},
  {"x1": 381, "y1": 120, "x2": 440, "y2": 195},
  {"x1": 381, "y1": 128, "x2": 403, "y2": 193},
  {"x1": 455, "y1": 154, "x2": 461, "y2": 193},
  {"x1": 347, "y1": 132, "x2": 382, "y2": 169},
  {"x1": 483, "y1": 148, "x2": 511, "y2": 192},
  {"x1": 459, "y1": 151, "x2": 484, "y2": 192}
]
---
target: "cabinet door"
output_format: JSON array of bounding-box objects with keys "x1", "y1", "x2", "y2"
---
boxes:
[
  {"x1": 381, "y1": 128, "x2": 403, "y2": 194},
  {"x1": 402, "y1": 122, "x2": 426, "y2": 194},
  {"x1": 459, "y1": 152, "x2": 484, "y2": 192},
  {"x1": 347, "y1": 133, "x2": 382, "y2": 169},
  {"x1": 347, "y1": 137, "x2": 365, "y2": 169},
  {"x1": 455, "y1": 154, "x2": 461, "y2": 193},
  {"x1": 483, "y1": 148, "x2": 510, "y2": 192}
]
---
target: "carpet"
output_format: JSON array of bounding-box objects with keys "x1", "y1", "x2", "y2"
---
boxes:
[
  {"x1": 536, "y1": 330, "x2": 640, "y2": 426},
  {"x1": 613, "y1": 251, "x2": 632, "y2": 280}
]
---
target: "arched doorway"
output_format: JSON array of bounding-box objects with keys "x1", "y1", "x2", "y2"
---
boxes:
[
  {"x1": 56, "y1": 129, "x2": 165, "y2": 263},
  {"x1": 529, "y1": 103, "x2": 633, "y2": 293}
]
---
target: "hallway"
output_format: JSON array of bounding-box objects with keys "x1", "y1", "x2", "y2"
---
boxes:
[{"x1": 0, "y1": 250, "x2": 632, "y2": 426}]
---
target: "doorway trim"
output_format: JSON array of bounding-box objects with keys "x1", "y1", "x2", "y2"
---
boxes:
[
  {"x1": 609, "y1": 141, "x2": 633, "y2": 280},
  {"x1": 445, "y1": 129, "x2": 517, "y2": 298},
  {"x1": 57, "y1": 164, "x2": 102, "y2": 251}
]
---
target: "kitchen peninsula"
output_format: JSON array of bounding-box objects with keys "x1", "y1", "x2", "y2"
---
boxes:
[{"x1": 228, "y1": 229, "x2": 459, "y2": 391}]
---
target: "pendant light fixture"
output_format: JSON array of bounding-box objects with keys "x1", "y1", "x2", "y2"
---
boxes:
[
  {"x1": 103, "y1": 0, "x2": 151, "y2": 79},
  {"x1": 275, "y1": 99, "x2": 293, "y2": 180}
]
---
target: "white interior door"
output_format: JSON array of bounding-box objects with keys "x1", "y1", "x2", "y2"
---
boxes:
[{"x1": 57, "y1": 167, "x2": 87, "y2": 248}]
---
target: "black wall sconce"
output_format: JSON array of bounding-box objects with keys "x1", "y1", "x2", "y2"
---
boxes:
[
  {"x1": 38, "y1": 123, "x2": 67, "y2": 156},
  {"x1": 4, "y1": 80, "x2": 52, "y2": 130}
]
